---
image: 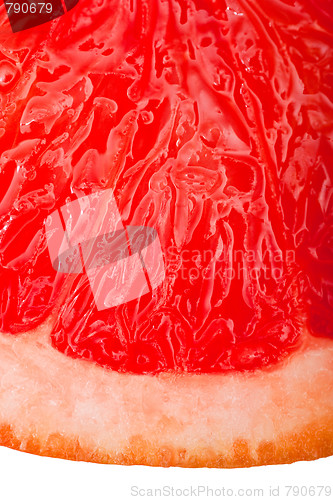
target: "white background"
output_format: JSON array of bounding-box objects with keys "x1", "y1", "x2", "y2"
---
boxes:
[{"x1": 0, "y1": 446, "x2": 332, "y2": 500}]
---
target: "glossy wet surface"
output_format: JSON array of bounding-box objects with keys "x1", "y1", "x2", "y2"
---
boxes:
[{"x1": 0, "y1": 0, "x2": 332, "y2": 373}]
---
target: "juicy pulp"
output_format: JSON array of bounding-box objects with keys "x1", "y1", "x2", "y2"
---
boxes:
[{"x1": 0, "y1": 0, "x2": 332, "y2": 373}]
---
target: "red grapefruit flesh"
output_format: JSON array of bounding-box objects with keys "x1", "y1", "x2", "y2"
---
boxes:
[{"x1": 0, "y1": 0, "x2": 332, "y2": 466}]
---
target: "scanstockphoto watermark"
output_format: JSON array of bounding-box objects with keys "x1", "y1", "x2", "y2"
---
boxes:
[
  {"x1": 166, "y1": 245, "x2": 296, "y2": 282},
  {"x1": 4, "y1": 0, "x2": 80, "y2": 32},
  {"x1": 44, "y1": 188, "x2": 298, "y2": 312},
  {"x1": 130, "y1": 485, "x2": 265, "y2": 498},
  {"x1": 44, "y1": 189, "x2": 165, "y2": 311},
  {"x1": 130, "y1": 484, "x2": 332, "y2": 497}
]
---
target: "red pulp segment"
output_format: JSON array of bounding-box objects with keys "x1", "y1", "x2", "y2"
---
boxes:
[{"x1": 0, "y1": 0, "x2": 332, "y2": 373}]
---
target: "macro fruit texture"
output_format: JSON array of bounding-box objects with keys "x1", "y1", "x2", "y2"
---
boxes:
[{"x1": 0, "y1": 0, "x2": 332, "y2": 467}]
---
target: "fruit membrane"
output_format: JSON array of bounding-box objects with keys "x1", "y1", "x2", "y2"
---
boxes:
[{"x1": 0, "y1": 0, "x2": 332, "y2": 373}]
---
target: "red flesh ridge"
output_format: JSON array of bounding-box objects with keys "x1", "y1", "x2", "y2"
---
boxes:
[{"x1": 0, "y1": 0, "x2": 332, "y2": 374}]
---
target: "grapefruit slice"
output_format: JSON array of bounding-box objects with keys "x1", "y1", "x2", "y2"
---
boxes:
[{"x1": 0, "y1": 0, "x2": 332, "y2": 467}]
